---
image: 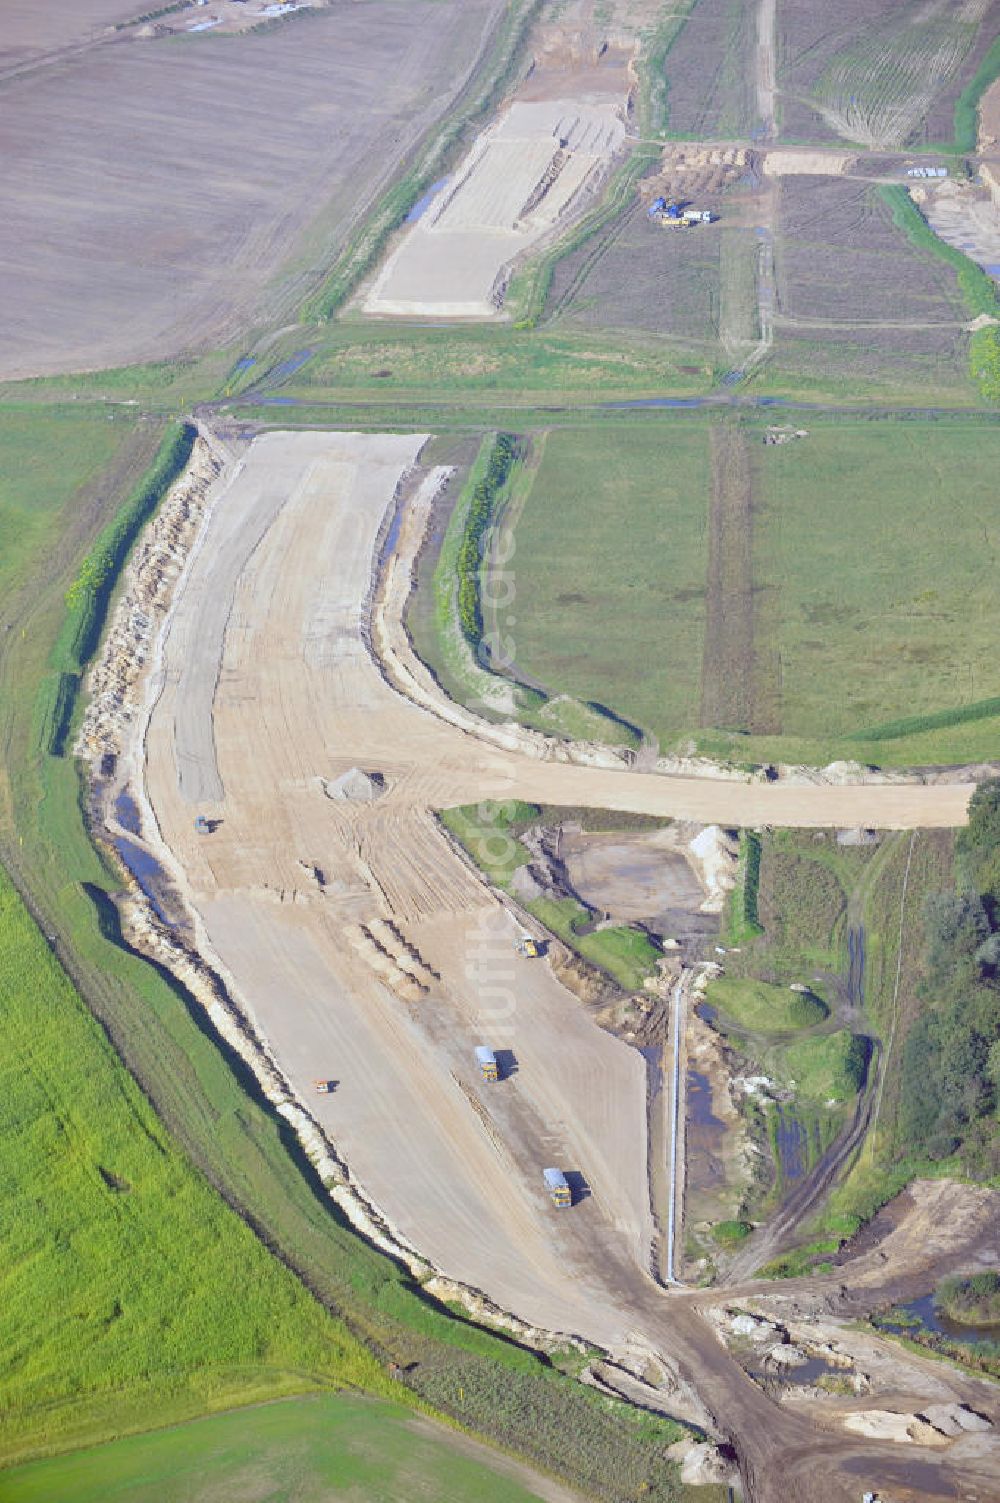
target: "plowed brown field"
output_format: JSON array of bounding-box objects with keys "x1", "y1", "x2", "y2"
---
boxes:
[{"x1": 0, "y1": 2, "x2": 503, "y2": 379}]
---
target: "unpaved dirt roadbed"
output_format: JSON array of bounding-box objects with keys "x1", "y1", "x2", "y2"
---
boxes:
[{"x1": 145, "y1": 431, "x2": 653, "y2": 1343}]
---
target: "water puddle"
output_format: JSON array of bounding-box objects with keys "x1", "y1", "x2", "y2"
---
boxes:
[
  {"x1": 773, "y1": 1103, "x2": 806, "y2": 1182},
  {"x1": 113, "y1": 837, "x2": 176, "y2": 927},
  {"x1": 268, "y1": 348, "x2": 314, "y2": 382},
  {"x1": 606, "y1": 396, "x2": 714, "y2": 409},
  {"x1": 748, "y1": 1353, "x2": 852, "y2": 1387},
  {"x1": 114, "y1": 789, "x2": 142, "y2": 836},
  {"x1": 406, "y1": 178, "x2": 449, "y2": 222}
]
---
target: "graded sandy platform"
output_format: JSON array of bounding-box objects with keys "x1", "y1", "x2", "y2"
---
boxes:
[
  {"x1": 363, "y1": 98, "x2": 626, "y2": 317},
  {"x1": 145, "y1": 430, "x2": 655, "y2": 1344}
]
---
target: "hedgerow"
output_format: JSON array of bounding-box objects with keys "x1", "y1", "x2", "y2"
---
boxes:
[{"x1": 456, "y1": 432, "x2": 516, "y2": 648}]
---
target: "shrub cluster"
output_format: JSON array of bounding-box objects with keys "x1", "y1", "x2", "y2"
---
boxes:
[
  {"x1": 971, "y1": 324, "x2": 1000, "y2": 404},
  {"x1": 728, "y1": 830, "x2": 763, "y2": 943},
  {"x1": 937, "y1": 1271, "x2": 1000, "y2": 1325}
]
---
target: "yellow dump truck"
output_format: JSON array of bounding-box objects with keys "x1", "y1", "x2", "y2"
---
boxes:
[
  {"x1": 475, "y1": 1046, "x2": 499, "y2": 1082},
  {"x1": 543, "y1": 1167, "x2": 572, "y2": 1209}
]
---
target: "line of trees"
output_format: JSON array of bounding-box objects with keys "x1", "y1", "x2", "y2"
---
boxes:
[
  {"x1": 456, "y1": 432, "x2": 516, "y2": 648},
  {"x1": 897, "y1": 780, "x2": 1000, "y2": 1175}
]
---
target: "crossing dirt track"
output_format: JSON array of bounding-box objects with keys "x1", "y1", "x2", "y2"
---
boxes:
[{"x1": 135, "y1": 430, "x2": 991, "y2": 1502}]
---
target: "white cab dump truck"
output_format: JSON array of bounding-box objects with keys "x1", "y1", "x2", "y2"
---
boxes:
[
  {"x1": 475, "y1": 1045, "x2": 499, "y2": 1082},
  {"x1": 543, "y1": 1167, "x2": 572, "y2": 1209}
]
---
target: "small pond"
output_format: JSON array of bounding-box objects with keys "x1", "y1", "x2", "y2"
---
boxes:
[{"x1": 882, "y1": 1292, "x2": 1000, "y2": 1347}]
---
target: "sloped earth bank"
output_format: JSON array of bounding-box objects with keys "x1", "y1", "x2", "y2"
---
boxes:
[{"x1": 82, "y1": 426, "x2": 998, "y2": 1503}]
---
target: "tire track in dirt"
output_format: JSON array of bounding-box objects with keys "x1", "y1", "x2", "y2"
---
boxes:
[{"x1": 699, "y1": 422, "x2": 780, "y2": 735}]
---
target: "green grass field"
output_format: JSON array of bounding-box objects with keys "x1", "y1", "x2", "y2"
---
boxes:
[
  {"x1": 777, "y1": 1029, "x2": 867, "y2": 1103},
  {"x1": 0, "y1": 406, "x2": 143, "y2": 599},
  {"x1": 479, "y1": 416, "x2": 1000, "y2": 765},
  {"x1": 274, "y1": 322, "x2": 711, "y2": 407},
  {"x1": 505, "y1": 421, "x2": 710, "y2": 745},
  {"x1": 0, "y1": 866, "x2": 389, "y2": 1466},
  {"x1": 0, "y1": 1396, "x2": 555, "y2": 1503},
  {"x1": 750, "y1": 420, "x2": 1000, "y2": 744}
]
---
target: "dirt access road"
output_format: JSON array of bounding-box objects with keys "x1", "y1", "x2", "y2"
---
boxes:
[{"x1": 135, "y1": 429, "x2": 986, "y2": 1502}]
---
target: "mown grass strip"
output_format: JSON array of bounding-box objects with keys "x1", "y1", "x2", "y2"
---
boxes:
[{"x1": 847, "y1": 693, "x2": 1000, "y2": 743}]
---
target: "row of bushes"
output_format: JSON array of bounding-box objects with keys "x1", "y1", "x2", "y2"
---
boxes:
[
  {"x1": 848, "y1": 693, "x2": 1000, "y2": 743},
  {"x1": 456, "y1": 432, "x2": 516, "y2": 648},
  {"x1": 879, "y1": 184, "x2": 1000, "y2": 405},
  {"x1": 38, "y1": 422, "x2": 196, "y2": 759},
  {"x1": 953, "y1": 37, "x2": 1000, "y2": 153},
  {"x1": 879, "y1": 184, "x2": 1000, "y2": 320},
  {"x1": 895, "y1": 784, "x2": 1000, "y2": 1174},
  {"x1": 727, "y1": 830, "x2": 763, "y2": 943},
  {"x1": 971, "y1": 323, "x2": 1000, "y2": 403}
]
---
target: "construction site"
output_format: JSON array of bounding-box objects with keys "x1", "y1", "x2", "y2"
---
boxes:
[
  {"x1": 4, "y1": 0, "x2": 1000, "y2": 1499},
  {"x1": 71, "y1": 423, "x2": 997, "y2": 1502}
]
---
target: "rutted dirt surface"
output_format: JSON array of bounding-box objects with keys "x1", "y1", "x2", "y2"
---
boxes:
[{"x1": 85, "y1": 427, "x2": 998, "y2": 1503}]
